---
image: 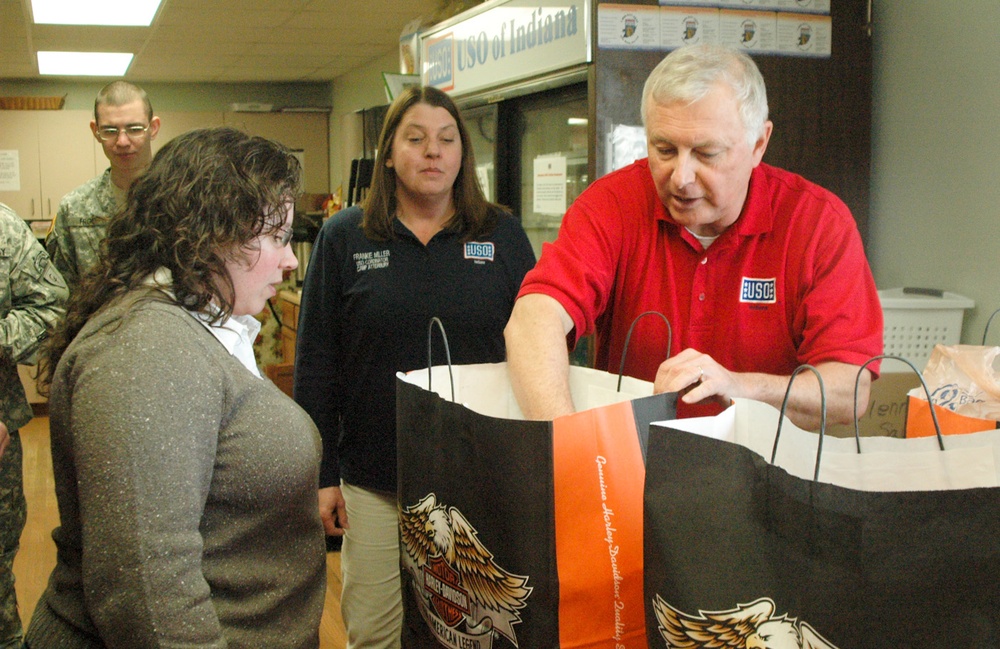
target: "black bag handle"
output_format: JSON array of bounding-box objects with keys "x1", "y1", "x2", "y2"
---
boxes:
[
  {"x1": 851, "y1": 355, "x2": 944, "y2": 451},
  {"x1": 617, "y1": 311, "x2": 672, "y2": 392},
  {"x1": 982, "y1": 307, "x2": 1000, "y2": 345},
  {"x1": 771, "y1": 364, "x2": 827, "y2": 481},
  {"x1": 426, "y1": 316, "x2": 455, "y2": 402}
]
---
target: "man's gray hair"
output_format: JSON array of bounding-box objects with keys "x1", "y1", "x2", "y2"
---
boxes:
[{"x1": 641, "y1": 44, "x2": 768, "y2": 147}]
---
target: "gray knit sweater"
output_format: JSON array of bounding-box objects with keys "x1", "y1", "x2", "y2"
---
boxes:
[{"x1": 25, "y1": 291, "x2": 326, "y2": 648}]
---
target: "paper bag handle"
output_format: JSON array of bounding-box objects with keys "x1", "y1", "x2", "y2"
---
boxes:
[
  {"x1": 426, "y1": 316, "x2": 455, "y2": 402},
  {"x1": 982, "y1": 307, "x2": 1000, "y2": 345},
  {"x1": 617, "y1": 311, "x2": 672, "y2": 392},
  {"x1": 852, "y1": 355, "x2": 944, "y2": 451},
  {"x1": 771, "y1": 364, "x2": 827, "y2": 481}
]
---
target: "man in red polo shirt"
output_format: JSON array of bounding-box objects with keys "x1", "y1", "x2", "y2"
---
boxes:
[{"x1": 504, "y1": 44, "x2": 883, "y2": 430}]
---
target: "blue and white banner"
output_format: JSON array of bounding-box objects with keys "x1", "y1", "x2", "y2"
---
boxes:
[{"x1": 420, "y1": 0, "x2": 591, "y2": 97}]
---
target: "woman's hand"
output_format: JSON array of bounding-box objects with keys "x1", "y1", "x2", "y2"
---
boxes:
[{"x1": 318, "y1": 486, "x2": 349, "y2": 536}]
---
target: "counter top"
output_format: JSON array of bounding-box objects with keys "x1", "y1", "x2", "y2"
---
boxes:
[{"x1": 278, "y1": 288, "x2": 301, "y2": 306}]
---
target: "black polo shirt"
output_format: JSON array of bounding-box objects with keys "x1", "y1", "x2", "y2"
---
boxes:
[{"x1": 294, "y1": 205, "x2": 536, "y2": 491}]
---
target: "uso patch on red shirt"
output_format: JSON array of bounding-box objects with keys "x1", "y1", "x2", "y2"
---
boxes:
[{"x1": 740, "y1": 277, "x2": 776, "y2": 304}]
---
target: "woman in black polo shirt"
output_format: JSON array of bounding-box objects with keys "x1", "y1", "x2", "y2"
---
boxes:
[{"x1": 294, "y1": 85, "x2": 535, "y2": 649}]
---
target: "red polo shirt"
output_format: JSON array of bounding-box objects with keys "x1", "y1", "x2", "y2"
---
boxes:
[{"x1": 518, "y1": 159, "x2": 883, "y2": 418}]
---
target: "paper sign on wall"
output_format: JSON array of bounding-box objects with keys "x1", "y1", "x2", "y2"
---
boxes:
[
  {"x1": 533, "y1": 156, "x2": 567, "y2": 215},
  {"x1": 476, "y1": 163, "x2": 493, "y2": 202},
  {"x1": 607, "y1": 125, "x2": 647, "y2": 173},
  {"x1": 0, "y1": 151, "x2": 20, "y2": 192},
  {"x1": 598, "y1": 3, "x2": 831, "y2": 57}
]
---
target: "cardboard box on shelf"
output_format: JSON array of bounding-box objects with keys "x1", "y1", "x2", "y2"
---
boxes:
[{"x1": 827, "y1": 371, "x2": 922, "y2": 439}]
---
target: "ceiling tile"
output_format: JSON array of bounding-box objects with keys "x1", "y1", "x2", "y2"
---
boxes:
[{"x1": 0, "y1": 0, "x2": 472, "y2": 83}]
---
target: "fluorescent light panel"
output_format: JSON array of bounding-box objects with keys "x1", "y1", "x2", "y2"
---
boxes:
[
  {"x1": 31, "y1": 0, "x2": 163, "y2": 26},
  {"x1": 38, "y1": 51, "x2": 134, "y2": 76}
]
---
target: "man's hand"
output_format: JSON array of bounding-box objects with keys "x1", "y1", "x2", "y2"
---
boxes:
[
  {"x1": 654, "y1": 348, "x2": 870, "y2": 431},
  {"x1": 654, "y1": 348, "x2": 739, "y2": 409},
  {"x1": 318, "y1": 485, "x2": 349, "y2": 536}
]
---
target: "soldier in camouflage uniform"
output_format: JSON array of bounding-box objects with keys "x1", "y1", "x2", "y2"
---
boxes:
[
  {"x1": 46, "y1": 81, "x2": 160, "y2": 290},
  {"x1": 0, "y1": 202, "x2": 68, "y2": 648}
]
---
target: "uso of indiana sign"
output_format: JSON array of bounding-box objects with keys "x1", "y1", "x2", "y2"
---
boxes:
[{"x1": 420, "y1": 0, "x2": 591, "y2": 97}]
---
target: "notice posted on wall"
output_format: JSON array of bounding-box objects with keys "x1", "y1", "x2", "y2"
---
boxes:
[
  {"x1": 0, "y1": 150, "x2": 20, "y2": 192},
  {"x1": 607, "y1": 125, "x2": 647, "y2": 173},
  {"x1": 598, "y1": 3, "x2": 831, "y2": 57},
  {"x1": 533, "y1": 156, "x2": 567, "y2": 216},
  {"x1": 711, "y1": 0, "x2": 830, "y2": 13},
  {"x1": 597, "y1": 3, "x2": 661, "y2": 50},
  {"x1": 476, "y1": 163, "x2": 493, "y2": 202}
]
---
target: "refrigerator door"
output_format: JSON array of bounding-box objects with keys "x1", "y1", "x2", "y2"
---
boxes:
[
  {"x1": 514, "y1": 85, "x2": 589, "y2": 258},
  {"x1": 462, "y1": 103, "x2": 499, "y2": 203}
]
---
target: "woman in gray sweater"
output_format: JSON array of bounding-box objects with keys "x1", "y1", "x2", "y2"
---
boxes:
[{"x1": 25, "y1": 127, "x2": 326, "y2": 648}]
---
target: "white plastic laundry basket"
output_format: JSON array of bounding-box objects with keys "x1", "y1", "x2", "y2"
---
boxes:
[{"x1": 879, "y1": 288, "x2": 975, "y2": 370}]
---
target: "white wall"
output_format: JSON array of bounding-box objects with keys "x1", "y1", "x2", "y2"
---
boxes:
[
  {"x1": 328, "y1": 50, "x2": 398, "y2": 196},
  {"x1": 868, "y1": 1, "x2": 1000, "y2": 343}
]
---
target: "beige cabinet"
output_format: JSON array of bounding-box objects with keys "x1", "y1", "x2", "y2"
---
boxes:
[
  {"x1": 149, "y1": 110, "x2": 226, "y2": 160},
  {"x1": 224, "y1": 112, "x2": 330, "y2": 194},
  {"x1": 0, "y1": 110, "x2": 100, "y2": 222},
  {"x1": 278, "y1": 289, "x2": 300, "y2": 364},
  {"x1": 149, "y1": 110, "x2": 329, "y2": 194}
]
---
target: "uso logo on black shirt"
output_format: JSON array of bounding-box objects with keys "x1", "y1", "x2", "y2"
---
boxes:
[{"x1": 464, "y1": 242, "x2": 495, "y2": 263}]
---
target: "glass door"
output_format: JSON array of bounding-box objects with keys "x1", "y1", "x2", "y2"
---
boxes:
[
  {"x1": 461, "y1": 103, "x2": 499, "y2": 203},
  {"x1": 511, "y1": 83, "x2": 589, "y2": 258},
  {"x1": 502, "y1": 83, "x2": 593, "y2": 365}
]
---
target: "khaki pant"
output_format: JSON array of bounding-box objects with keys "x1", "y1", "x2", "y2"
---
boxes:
[
  {"x1": 0, "y1": 431, "x2": 25, "y2": 649},
  {"x1": 340, "y1": 482, "x2": 402, "y2": 649}
]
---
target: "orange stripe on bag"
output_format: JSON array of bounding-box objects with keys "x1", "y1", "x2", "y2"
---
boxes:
[
  {"x1": 905, "y1": 396, "x2": 999, "y2": 437},
  {"x1": 552, "y1": 401, "x2": 649, "y2": 649}
]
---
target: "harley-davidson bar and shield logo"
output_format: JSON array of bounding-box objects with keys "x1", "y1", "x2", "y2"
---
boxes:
[
  {"x1": 425, "y1": 556, "x2": 469, "y2": 626},
  {"x1": 400, "y1": 493, "x2": 533, "y2": 649}
]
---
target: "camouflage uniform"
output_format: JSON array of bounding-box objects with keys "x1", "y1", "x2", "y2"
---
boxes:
[
  {"x1": 0, "y1": 202, "x2": 68, "y2": 648},
  {"x1": 45, "y1": 169, "x2": 121, "y2": 291}
]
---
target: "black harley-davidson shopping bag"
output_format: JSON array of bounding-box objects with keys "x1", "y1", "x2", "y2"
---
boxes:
[
  {"x1": 397, "y1": 362, "x2": 675, "y2": 649},
  {"x1": 643, "y1": 398, "x2": 1000, "y2": 648}
]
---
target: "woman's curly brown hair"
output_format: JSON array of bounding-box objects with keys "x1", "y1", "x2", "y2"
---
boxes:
[{"x1": 39, "y1": 126, "x2": 301, "y2": 388}]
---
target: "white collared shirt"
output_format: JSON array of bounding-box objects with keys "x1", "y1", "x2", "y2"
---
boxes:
[
  {"x1": 146, "y1": 268, "x2": 263, "y2": 378},
  {"x1": 192, "y1": 310, "x2": 263, "y2": 378}
]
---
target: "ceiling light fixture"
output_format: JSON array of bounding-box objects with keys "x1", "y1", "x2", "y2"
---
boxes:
[
  {"x1": 31, "y1": 0, "x2": 164, "y2": 26},
  {"x1": 37, "y1": 51, "x2": 134, "y2": 76}
]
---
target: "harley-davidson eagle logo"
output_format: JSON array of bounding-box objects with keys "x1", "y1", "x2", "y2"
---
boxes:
[
  {"x1": 652, "y1": 595, "x2": 841, "y2": 649},
  {"x1": 400, "y1": 493, "x2": 533, "y2": 649}
]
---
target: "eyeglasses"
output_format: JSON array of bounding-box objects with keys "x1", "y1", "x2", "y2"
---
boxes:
[{"x1": 96, "y1": 124, "x2": 151, "y2": 141}]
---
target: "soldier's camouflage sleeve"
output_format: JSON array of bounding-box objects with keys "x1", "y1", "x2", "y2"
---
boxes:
[
  {"x1": 0, "y1": 203, "x2": 69, "y2": 429},
  {"x1": 45, "y1": 199, "x2": 81, "y2": 289},
  {"x1": 44, "y1": 171, "x2": 114, "y2": 291}
]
